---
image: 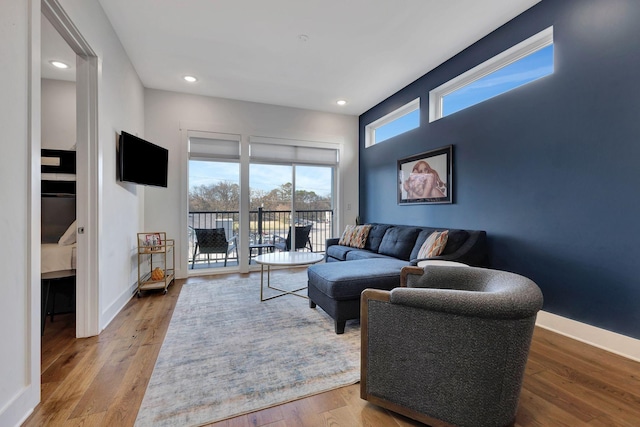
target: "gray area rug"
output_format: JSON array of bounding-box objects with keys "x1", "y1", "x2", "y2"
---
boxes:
[{"x1": 135, "y1": 269, "x2": 360, "y2": 426}]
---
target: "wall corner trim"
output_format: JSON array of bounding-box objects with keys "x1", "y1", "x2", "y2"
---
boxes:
[{"x1": 536, "y1": 310, "x2": 640, "y2": 363}]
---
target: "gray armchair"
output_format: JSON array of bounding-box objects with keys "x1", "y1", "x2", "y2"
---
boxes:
[{"x1": 361, "y1": 265, "x2": 543, "y2": 427}]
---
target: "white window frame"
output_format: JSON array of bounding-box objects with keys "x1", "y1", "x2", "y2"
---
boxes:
[
  {"x1": 429, "y1": 26, "x2": 554, "y2": 122},
  {"x1": 365, "y1": 97, "x2": 420, "y2": 147}
]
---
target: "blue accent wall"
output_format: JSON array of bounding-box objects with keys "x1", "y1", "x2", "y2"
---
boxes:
[{"x1": 359, "y1": 0, "x2": 640, "y2": 339}]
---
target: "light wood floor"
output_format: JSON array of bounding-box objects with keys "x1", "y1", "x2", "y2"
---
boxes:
[{"x1": 24, "y1": 270, "x2": 640, "y2": 426}]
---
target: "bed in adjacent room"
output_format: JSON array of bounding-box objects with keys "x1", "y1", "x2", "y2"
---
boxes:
[{"x1": 41, "y1": 149, "x2": 77, "y2": 333}]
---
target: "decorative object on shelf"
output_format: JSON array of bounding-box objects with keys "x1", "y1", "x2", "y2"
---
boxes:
[
  {"x1": 137, "y1": 232, "x2": 175, "y2": 296},
  {"x1": 143, "y1": 232, "x2": 163, "y2": 251},
  {"x1": 398, "y1": 145, "x2": 453, "y2": 205},
  {"x1": 151, "y1": 267, "x2": 165, "y2": 281}
]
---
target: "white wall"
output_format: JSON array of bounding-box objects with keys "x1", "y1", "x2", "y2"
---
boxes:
[
  {"x1": 144, "y1": 89, "x2": 359, "y2": 278},
  {"x1": 0, "y1": 1, "x2": 40, "y2": 425},
  {"x1": 1, "y1": 0, "x2": 144, "y2": 423},
  {"x1": 57, "y1": 0, "x2": 145, "y2": 327},
  {"x1": 41, "y1": 78, "x2": 76, "y2": 150}
]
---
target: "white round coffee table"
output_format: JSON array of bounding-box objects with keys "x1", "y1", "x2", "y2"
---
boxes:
[{"x1": 255, "y1": 252, "x2": 324, "y2": 301}]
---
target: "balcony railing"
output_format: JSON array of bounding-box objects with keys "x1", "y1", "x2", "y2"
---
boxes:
[{"x1": 188, "y1": 208, "x2": 334, "y2": 269}]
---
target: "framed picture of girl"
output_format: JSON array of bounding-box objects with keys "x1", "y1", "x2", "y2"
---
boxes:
[{"x1": 398, "y1": 145, "x2": 452, "y2": 205}]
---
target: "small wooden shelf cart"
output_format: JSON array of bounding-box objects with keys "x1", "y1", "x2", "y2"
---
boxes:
[{"x1": 137, "y1": 232, "x2": 175, "y2": 297}]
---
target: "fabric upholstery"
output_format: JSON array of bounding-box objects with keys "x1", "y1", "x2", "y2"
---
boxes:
[
  {"x1": 440, "y1": 229, "x2": 470, "y2": 255},
  {"x1": 325, "y1": 244, "x2": 352, "y2": 261},
  {"x1": 363, "y1": 223, "x2": 391, "y2": 252},
  {"x1": 416, "y1": 230, "x2": 449, "y2": 259},
  {"x1": 377, "y1": 227, "x2": 420, "y2": 260},
  {"x1": 338, "y1": 224, "x2": 372, "y2": 248},
  {"x1": 308, "y1": 259, "x2": 406, "y2": 300},
  {"x1": 58, "y1": 220, "x2": 77, "y2": 246},
  {"x1": 362, "y1": 266, "x2": 543, "y2": 427},
  {"x1": 344, "y1": 249, "x2": 394, "y2": 261},
  {"x1": 408, "y1": 228, "x2": 437, "y2": 260},
  {"x1": 315, "y1": 223, "x2": 489, "y2": 334}
]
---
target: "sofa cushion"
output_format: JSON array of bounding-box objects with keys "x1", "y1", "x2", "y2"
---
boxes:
[
  {"x1": 409, "y1": 228, "x2": 437, "y2": 260},
  {"x1": 410, "y1": 228, "x2": 470, "y2": 260},
  {"x1": 441, "y1": 230, "x2": 470, "y2": 255},
  {"x1": 308, "y1": 259, "x2": 408, "y2": 300},
  {"x1": 338, "y1": 224, "x2": 372, "y2": 248},
  {"x1": 345, "y1": 249, "x2": 395, "y2": 261},
  {"x1": 378, "y1": 227, "x2": 421, "y2": 261},
  {"x1": 417, "y1": 230, "x2": 449, "y2": 258},
  {"x1": 326, "y1": 244, "x2": 353, "y2": 261},
  {"x1": 364, "y1": 224, "x2": 391, "y2": 252}
]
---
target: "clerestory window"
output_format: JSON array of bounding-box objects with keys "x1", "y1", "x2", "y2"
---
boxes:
[
  {"x1": 365, "y1": 98, "x2": 420, "y2": 147},
  {"x1": 429, "y1": 27, "x2": 554, "y2": 122}
]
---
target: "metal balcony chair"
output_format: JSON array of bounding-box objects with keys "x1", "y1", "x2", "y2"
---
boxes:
[
  {"x1": 191, "y1": 228, "x2": 236, "y2": 268},
  {"x1": 273, "y1": 224, "x2": 313, "y2": 252}
]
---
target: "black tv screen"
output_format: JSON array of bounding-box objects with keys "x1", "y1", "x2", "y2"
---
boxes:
[{"x1": 118, "y1": 131, "x2": 168, "y2": 187}]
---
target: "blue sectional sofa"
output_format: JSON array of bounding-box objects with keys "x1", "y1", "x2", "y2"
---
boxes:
[{"x1": 308, "y1": 223, "x2": 488, "y2": 333}]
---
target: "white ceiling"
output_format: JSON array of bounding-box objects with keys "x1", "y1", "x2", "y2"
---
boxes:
[
  {"x1": 43, "y1": 0, "x2": 541, "y2": 115},
  {"x1": 41, "y1": 12, "x2": 76, "y2": 81}
]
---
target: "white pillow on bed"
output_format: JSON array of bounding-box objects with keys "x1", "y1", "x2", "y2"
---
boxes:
[{"x1": 58, "y1": 220, "x2": 77, "y2": 245}]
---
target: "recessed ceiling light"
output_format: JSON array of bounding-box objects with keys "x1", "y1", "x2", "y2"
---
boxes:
[
  {"x1": 183, "y1": 75, "x2": 198, "y2": 83},
  {"x1": 336, "y1": 99, "x2": 347, "y2": 106},
  {"x1": 297, "y1": 34, "x2": 309, "y2": 42},
  {"x1": 50, "y1": 60, "x2": 69, "y2": 69}
]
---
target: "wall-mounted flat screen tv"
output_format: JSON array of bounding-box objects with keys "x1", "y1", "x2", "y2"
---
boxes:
[{"x1": 118, "y1": 131, "x2": 168, "y2": 188}]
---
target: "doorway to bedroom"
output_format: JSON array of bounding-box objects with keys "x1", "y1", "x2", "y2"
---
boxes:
[
  {"x1": 40, "y1": 11, "x2": 78, "y2": 336},
  {"x1": 39, "y1": 0, "x2": 100, "y2": 342}
]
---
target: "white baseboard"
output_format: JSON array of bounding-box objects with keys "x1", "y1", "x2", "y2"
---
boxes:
[
  {"x1": 100, "y1": 282, "x2": 137, "y2": 332},
  {"x1": 536, "y1": 310, "x2": 640, "y2": 363}
]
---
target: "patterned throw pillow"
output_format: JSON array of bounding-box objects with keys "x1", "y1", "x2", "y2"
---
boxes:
[
  {"x1": 417, "y1": 230, "x2": 449, "y2": 259},
  {"x1": 338, "y1": 224, "x2": 372, "y2": 249}
]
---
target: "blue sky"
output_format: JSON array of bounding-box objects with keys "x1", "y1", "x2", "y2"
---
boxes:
[
  {"x1": 189, "y1": 161, "x2": 332, "y2": 197},
  {"x1": 444, "y1": 44, "x2": 554, "y2": 116},
  {"x1": 374, "y1": 44, "x2": 554, "y2": 142},
  {"x1": 375, "y1": 109, "x2": 420, "y2": 143}
]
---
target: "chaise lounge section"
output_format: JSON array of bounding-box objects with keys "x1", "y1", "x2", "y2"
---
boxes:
[{"x1": 308, "y1": 223, "x2": 488, "y2": 333}]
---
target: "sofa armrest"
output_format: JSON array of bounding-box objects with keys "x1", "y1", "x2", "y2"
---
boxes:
[
  {"x1": 326, "y1": 237, "x2": 340, "y2": 248},
  {"x1": 324, "y1": 237, "x2": 340, "y2": 262}
]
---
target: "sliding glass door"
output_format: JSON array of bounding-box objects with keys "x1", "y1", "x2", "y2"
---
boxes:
[
  {"x1": 248, "y1": 163, "x2": 292, "y2": 262},
  {"x1": 294, "y1": 165, "x2": 333, "y2": 253},
  {"x1": 248, "y1": 162, "x2": 334, "y2": 258},
  {"x1": 186, "y1": 132, "x2": 339, "y2": 273},
  {"x1": 188, "y1": 133, "x2": 240, "y2": 271}
]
